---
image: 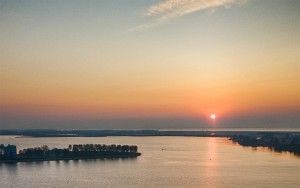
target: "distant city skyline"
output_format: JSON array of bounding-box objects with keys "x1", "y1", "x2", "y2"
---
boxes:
[{"x1": 1, "y1": 0, "x2": 299, "y2": 129}]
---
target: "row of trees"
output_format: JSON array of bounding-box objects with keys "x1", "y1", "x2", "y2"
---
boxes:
[
  {"x1": 230, "y1": 134, "x2": 300, "y2": 154},
  {"x1": 70, "y1": 144, "x2": 138, "y2": 153},
  {"x1": 18, "y1": 144, "x2": 138, "y2": 157}
]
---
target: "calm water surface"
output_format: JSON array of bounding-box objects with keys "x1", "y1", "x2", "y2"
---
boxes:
[{"x1": 0, "y1": 136, "x2": 299, "y2": 188}]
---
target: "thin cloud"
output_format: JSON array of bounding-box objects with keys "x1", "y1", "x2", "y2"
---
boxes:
[{"x1": 130, "y1": 0, "x2": 243, "y2": 31}]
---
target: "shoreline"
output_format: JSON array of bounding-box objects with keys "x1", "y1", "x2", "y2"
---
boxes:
[
  {"x1": 1, "y1": 129, "x2": 300, "y2": 138},
  {"x1": 1, "y1": 130, "x2": 299, "y2": 157},
  {"x1": 0, "y1": 153, "x2": 141, "y2": 163}
]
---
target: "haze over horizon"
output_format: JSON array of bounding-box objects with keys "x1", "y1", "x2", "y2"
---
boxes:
[{"x1": 1, "y1": 0, "x2": 300, "y2": 129}]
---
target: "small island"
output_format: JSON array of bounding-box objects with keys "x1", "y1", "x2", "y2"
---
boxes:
[{"x1": 0, "y1": 144, "x2": 141, "y2": 163}]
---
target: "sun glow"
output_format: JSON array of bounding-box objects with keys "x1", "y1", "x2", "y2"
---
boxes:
[{"x1": 210, "y1": 114, "x2": 216, "y2": 120}]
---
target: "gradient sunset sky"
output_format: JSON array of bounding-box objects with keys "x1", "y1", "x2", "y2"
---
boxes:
[{"x1": 1, "y1": 0, "x2": 299, "y2": 129}]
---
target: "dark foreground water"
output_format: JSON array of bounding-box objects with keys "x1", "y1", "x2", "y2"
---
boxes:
[{"x1": 0, "y1": 136, "x2": 299, "y2": 188}]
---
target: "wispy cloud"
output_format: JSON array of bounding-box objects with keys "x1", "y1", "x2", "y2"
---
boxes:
[{"x1": 130, "y1": 0, "x2": 243, "y2": 31}]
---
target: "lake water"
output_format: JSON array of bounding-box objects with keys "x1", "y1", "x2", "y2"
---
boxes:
[{"x1": 0, "y1": 136, "x2": 299, "y2": 188}]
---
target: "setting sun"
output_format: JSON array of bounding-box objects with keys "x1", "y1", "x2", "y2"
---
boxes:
[{"x1": 210, "y1": 114, "x2": 216, "y2": 120}]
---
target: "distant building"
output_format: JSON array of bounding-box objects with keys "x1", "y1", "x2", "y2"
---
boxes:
[
  {"x1": 1, "y1": 144, "x2": 17, "y2": 159},
  {"x1": 0, "y1": 144, "x2": 4, "y2": 155}
]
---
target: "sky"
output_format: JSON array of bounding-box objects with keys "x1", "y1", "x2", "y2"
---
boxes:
[{"x1": 0, "y1": 0, "x2": 299, "y2": 129}]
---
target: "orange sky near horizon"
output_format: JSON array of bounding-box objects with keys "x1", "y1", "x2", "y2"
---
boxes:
[{"x1": 2, "y1": 62, "x2": 299, "y2": 119}]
